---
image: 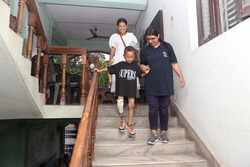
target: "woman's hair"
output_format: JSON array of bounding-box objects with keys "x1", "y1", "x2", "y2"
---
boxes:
[
  {"x1": 145, "y1": 26, "x2": 159, "y2": 36},
  {"x1": 117, "y1": 18, "x2": 127, "y2": 26},
  {"x1": 145, "y1": 26, "x2": 162, "y2": 42},
  {"x1": 124, "y1": 46, "x2": 135, "y2": 55}
]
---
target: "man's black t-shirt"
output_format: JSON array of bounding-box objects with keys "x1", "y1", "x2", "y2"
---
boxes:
[{"x1": 108, "y1": 61, "x2": 142, "y2": 97}]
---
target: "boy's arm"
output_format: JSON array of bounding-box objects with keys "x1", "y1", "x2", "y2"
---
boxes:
[
  {"x1": 141, "y1": 72, "x2": 147, "y2": 77},
  {"x1": 94, "y1": 68, "x2": 108, "y2": 73}
]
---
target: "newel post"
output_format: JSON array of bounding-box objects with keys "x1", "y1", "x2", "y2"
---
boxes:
[
  {"x1": 16, "y1": 0, "x2": 27, "y2": 35},
  {"x1": 60, "y1": 54, "x2": 67, "y2": 105}
]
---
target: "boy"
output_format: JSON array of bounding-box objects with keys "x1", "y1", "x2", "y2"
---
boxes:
[{"x1": 94, "y1": 46, "x2": 148, "y2": 136}]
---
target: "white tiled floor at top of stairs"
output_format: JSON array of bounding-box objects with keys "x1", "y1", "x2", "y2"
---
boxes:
[{"x1": 93, "y1": 104, "x2": 207, "y2": 167}]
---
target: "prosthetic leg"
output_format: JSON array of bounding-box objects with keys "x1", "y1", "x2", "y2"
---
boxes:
[{"x1": 117, "y1": 99, "x2": 125, "y2": 131}]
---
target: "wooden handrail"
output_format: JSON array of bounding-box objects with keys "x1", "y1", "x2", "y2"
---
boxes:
[
  {"x1": 15, "y1": 0, "x2": 48, "y2": 80},
  {"x1": 70, "y1": 57, "x2": 99, "y2": 167}
]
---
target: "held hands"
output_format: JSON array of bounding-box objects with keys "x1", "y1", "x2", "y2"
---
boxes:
[{"x1": 141, "y1": 65, "x2": 150, "y2": 74}]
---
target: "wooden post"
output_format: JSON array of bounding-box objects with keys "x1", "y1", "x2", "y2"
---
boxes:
[
  {"x1": 42, "y1": 54, "x2": 49, "y2": 94},
  {"x1": 26, "y1": 13, "x2": 36, "y2": 60},
  {"x1": 80, "y1": 54, "x2": 87, "y2": 105},
  {"x1": 16, "y1": 0, "x2": 27, "y2": 35},
  {"x1": 35, "y1": 36, "x2": 43, "y2": 78},
  {"x1": 60, "y1": 54, "x2": 67, "y2": 105}
]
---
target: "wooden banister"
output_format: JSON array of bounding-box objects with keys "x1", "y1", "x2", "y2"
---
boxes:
[
  {"x1": 70, "y1": 57, "x2": 99, "y2": 167},
  {"x1": 47, "y1": 47, "x2": 89, "y2": 105}
]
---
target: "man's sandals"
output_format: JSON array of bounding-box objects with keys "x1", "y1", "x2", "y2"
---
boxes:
[{"x1": 127, "y1": 123, "x2": 136, "y2": 137}]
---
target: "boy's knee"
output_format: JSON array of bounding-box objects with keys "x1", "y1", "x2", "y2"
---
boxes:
[
  {"x1": 128, "y1": 103, "x2": 134, "y2": 109},
  {"x1": 117, "y1": 99, "x2": 124, "y2": 114}
]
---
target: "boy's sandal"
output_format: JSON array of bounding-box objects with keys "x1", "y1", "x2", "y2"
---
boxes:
[
  {"x1": 119, "y1": 120, "x2": 125, "y2": 131},
  {"x1": 127, "y1": 123, "x2": 136, "y2": 136}
]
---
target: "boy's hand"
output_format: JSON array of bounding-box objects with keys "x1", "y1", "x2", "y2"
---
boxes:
[
  {"x1": 143, "y1": 65, "x2": 150, "y2": 74},
  {"x1": 94, "y1": 68, "x2": 99, "y2": 72}
]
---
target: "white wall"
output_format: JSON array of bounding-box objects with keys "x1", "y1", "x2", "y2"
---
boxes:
[{"x1": 136, "y1": 0, "x2": 250, "y2": 167}]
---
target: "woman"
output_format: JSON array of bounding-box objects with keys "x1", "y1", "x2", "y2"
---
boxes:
[
  {"x1": 108, "y1": 18, "x2": 140, "y2": 134},
  {"x1": 140, "y1": 26, "x2": 185, "y2": 145}
]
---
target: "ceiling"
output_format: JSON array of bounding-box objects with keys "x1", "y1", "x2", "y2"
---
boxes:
[{"x1": 37, "y1": 0, "x2": 148, "y2": 43}]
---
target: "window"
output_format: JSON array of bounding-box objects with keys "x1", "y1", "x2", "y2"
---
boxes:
[
  {"x1": 196, "y1": 0, "x2": 221, "y2": 45},
  {"x1": 197, "y1": 0, "x2": 250, "y2": 46},
  {"x1": 237, "y1": 0, "x2": 250, "y2": 18}
]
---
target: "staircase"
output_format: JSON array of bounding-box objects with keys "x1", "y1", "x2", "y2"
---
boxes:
[{"x1": 92, "y1": 104, "x2": 207, "y2": 167}]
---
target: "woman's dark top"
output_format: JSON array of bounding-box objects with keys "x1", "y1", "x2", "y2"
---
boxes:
[{"x1": 140, "y1": 42, "x2": 177, "y2": 96}]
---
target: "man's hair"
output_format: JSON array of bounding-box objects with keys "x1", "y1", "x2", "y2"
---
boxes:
[{"x1": 124, "y1": 46, "x2": 136, "y2": 55}]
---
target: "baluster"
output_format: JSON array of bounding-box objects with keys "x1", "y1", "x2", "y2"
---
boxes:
[
  {"x1": 16, "y1": 0, "x2": 27, "y2": 35},
  {"x1": 42, "y1": 53, "x2": 49, "y2": 94},
  {"x1": 26, "y1": 13, "x2": 36, "y2": 60},
  {"x1": 60, "y1": 54, "x2": 67, "y2": 105},
  {"x1": 80, "y1": 54, "x2": 87, "y2": 105},
  {"x1": 35, "y1": 36, "x2": 42, "y2": 78},
  {"x1": 3, "y1": 0, "x2": 10, "y2": 5},
  {"x1": 86, "y1": 60, "x2": 90, "y2": 90}
]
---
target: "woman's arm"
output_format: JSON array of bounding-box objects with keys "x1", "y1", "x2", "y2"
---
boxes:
[
  {"x1": 171, "y1": 63, "x2": 185, "y2": 88},
  {"x1": 108, "y1": 47, "x2": 116, "y2": 66}
]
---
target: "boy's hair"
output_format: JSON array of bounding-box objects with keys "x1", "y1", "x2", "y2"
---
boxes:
[{"x1": 124, "y1": 46, "x2": 136, "y2": 55}]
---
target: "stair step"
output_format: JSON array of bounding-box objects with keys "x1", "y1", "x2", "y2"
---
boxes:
[
  {"x1": 97, "y1": 116, "x2": 177, "y2": 128},
  {"x1": 94, "y1": 139, "x2": 194, "y2": 157},
  {"x1": 92, "y1": 153, "x2": 207, "y2": 167},
  {"x1": 98, "y1": 105, "x2": 173, "y2": 117},
  {"x1": 95, "y1": 127, "x2": 185, "y2": 141}
]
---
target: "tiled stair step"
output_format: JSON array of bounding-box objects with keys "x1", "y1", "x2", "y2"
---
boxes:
[
  {"x1": 97, "y1": 116, "x2": 177, "y2": 128},
  {"x1": 95, "y1": 127, "x2": 185, "y2": 141},
  {"x1": 92, "y1": 153, "x2": 207, "y2": 167},
  {"x1": 94, "y1": 139, "x2": 194, "y2": 157},
  {"x1": 98, "y1": 105, "x2": 172, "y2": 117}
]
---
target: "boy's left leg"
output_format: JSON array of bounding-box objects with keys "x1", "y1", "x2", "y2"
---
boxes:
[
  {"x1": 117, "y1": 96, "x2": 125, "y2": 131},
  {"x1": 127, "y1": 97, "x2": 136, "y2": 136}
]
